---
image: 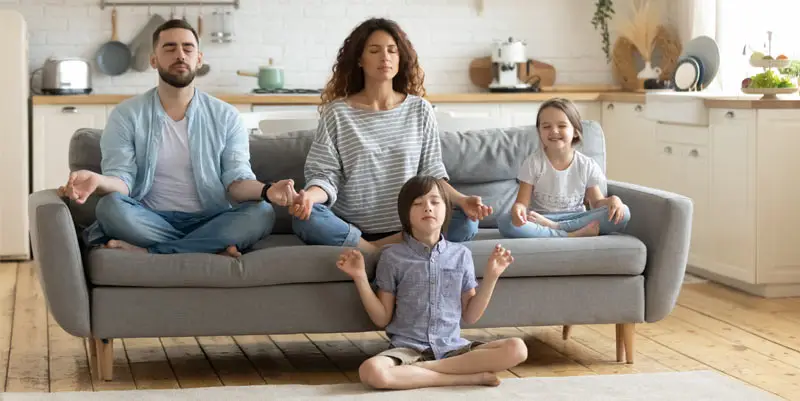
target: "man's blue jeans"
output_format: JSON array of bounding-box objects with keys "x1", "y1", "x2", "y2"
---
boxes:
[
  {"x1": 291, "y1": 204, "x2": 479, "y2": 247},
  {"x1": 86, "y1": 192, "x2": 275, "y2": 254}
]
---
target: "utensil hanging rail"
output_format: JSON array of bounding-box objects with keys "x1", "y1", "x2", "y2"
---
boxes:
[{"x1": 100, "y1": 0, "x2": 239, "y2": 9}]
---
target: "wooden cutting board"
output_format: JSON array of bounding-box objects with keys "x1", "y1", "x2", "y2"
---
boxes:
[{"x1": 469, "y1": 56, "x2": 556, "y2": 89}]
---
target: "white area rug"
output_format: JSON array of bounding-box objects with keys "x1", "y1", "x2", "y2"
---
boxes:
[{"x1": 0, "y1": 371, "x2": 781, "y2": 400}]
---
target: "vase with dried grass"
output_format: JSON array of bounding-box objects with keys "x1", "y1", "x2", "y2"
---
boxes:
[{"x1": 615, "y1": 0, "x2": 661, "y2": 84}]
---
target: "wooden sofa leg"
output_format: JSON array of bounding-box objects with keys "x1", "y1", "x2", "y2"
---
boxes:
[
  {"x1": 562, "y1": 325, "x2": 572, "y2": 340},
  {"x1": 86, "y1": 338, "x2": 98, "y2": 377},
  {"x1": 615, "y1": 323, "x2": 635, "y2": 364},
  {"x1": 94, "y1": 338, "x2": 114, "y2": 381}
]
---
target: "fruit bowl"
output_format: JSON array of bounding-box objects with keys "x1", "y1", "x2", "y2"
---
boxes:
[
  {"x1": 741, "y1": 87, "x2": 798, "y2": 99},
  {"x1": 749, "y1": 58, "x2": 792, "y2": 69}
]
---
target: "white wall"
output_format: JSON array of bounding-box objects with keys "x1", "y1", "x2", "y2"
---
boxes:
[{"x1": 2, "y1": 0, "x2": 673, "y2": 94}]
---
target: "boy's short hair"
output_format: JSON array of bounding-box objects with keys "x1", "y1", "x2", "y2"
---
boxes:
[
  {"x1": 536, "y1": 97, "x2": 583, "y2": 144},
  {"x1": 397, "y1": 176, "x2": 452, "y2": 236}
]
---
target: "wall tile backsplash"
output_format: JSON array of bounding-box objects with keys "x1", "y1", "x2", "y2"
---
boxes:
[{"x1": 3, "y1": 0, "x2": 674, "y2": 94}]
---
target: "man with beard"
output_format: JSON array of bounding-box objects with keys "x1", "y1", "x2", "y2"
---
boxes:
[{"x1": 58, "y1": 19, "x2": 296, "y2": 256}]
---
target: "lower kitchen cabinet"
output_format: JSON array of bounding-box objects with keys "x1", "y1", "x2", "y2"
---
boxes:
[
  {"x1": 32, "y1": 104, "x2": 108, "y2": 192},
  {"x1": 603, "y1": 105, "x2": 800, "y2": 296}
]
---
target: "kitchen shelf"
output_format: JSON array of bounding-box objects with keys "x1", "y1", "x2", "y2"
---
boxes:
[{"x1": 99, "y1": 0, "x2": 239, "y2": 9}]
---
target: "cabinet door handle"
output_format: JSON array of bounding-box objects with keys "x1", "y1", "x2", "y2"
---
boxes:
[
  {"x1": 725, "y1": 111, "x2": 734, "y2": 118},
  {"x1": 689, "y1": 149, "x2": 699, "y2": 157},
  {"x1": 61, "y1": 106, "x2": 78, "y2": 113},
  {"x1": 635, "y1": 105, "x2": 643, "y2": 112},
  {"x1": 664, "y1": 146, "x2": 672, "y2": 154},
  {"x1": 606, "y1": 103, "x2": 614, "y2": 110}
]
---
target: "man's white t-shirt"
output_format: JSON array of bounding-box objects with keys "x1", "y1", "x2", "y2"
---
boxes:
[
  {"x1": 517, "y1": 148, "x2": 606, "y2": 214},
  {"x1": 141, "y1": 117, "x2": 204, "y2": 213}
]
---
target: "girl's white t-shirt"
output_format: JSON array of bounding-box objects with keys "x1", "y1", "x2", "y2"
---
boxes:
[{"x1": 517, "y1": 148, "x2": 606, "y2": 214}]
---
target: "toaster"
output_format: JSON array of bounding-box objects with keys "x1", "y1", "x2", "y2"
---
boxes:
[{"x1": 40, "y1": 57, "x2": 92, "y2": 95}]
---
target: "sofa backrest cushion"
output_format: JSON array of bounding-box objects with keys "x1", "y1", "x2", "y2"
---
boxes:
[{"x1": 68, "y1": 121, "x2": 606, "y2": 234}]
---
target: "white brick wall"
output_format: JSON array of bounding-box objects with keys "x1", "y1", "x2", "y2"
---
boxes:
[{"x1": 3, "y1": 0, "x2": 674, "y2": 94}]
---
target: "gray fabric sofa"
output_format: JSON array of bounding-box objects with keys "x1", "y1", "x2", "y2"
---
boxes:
[{"x1": 28, "y1": 121, "x2": 693, "y2": 381}]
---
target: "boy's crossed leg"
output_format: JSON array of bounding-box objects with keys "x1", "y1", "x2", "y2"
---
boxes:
[
  {"x1": 413, "y1": 338, "x2": 528, "y2": 375},
  {"x1": 358, "y1": 338, "x2": 527, "y2": 390}
]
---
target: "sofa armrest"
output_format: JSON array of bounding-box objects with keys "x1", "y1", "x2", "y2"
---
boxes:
[
  {"x1": 607, "y1": 180, "x2": 693, "y2": 323},
  {"x1": 28, "y1": 189, "x2": 91, "y2": 337}
]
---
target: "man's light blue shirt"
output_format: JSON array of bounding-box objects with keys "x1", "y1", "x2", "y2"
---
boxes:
[
  {"x1": 84, "y1": 87, "x2": 256, "y2": 244},
  {"x1": 101, "y1": 87, "x2": 255, "y2": 210}
]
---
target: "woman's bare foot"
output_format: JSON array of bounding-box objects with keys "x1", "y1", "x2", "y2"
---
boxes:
[
  {"x1": 568, "y1": 221, "x2": 600, "y2": 237},
  {"x1": 358, "y1": 239, "x2": 379, "y2": 254},
  {"x1": 105, "y1": 240, "x2": 147, "y2": 252},
  {"x1": 478, "y1": 372, "x2": 501, "y2": 387},
  {"x1": 218, "y1": 245, "x2": 242, "y2": 258}
]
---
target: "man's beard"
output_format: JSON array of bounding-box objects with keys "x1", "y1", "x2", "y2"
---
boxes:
[{"x1": 158, "y1": 62, "x2": 196, "y2": 88}]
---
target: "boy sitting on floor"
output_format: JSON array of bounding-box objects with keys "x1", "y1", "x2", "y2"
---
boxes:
[{"x1": 336, "y1": 175, "x2": 528, "y2": 390}]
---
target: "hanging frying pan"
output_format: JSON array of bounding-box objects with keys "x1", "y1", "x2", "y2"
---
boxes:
[{"x1": 95, "y1": 8, "x2": 131, "y2": 76}]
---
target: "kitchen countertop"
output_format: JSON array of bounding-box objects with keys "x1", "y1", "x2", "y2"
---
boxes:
[
  {"x1": 30, "y1": 91, "x2": 644, "y2": 105},
  {"x1": 702, "y1": 96, "x2": 800, "y2": 109},
  {"x1": 29, "y1": 91, "x2": 800, "y2": 109}
]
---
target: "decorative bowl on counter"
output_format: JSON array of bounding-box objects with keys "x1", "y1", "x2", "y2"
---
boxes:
[
  {"x1": 741, "y1": 66, "x2": 797, "y2": 99},
  {"x1": 741, "y1": 87, "x2": 798, "y2": 99}
]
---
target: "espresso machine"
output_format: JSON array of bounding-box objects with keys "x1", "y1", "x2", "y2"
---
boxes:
[{"x1": 489, "y1": 37, "x2": 536, "y2": 92}]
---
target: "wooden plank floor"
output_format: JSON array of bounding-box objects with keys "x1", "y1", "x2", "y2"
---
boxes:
[{"x1": 1, "y1": 262, "x2": 799, "y2": 399}]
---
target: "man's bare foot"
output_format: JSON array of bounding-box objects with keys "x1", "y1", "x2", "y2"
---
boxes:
[
  {"x1": 478, "y1": 372, "x2": 501, "y2": 387},
  {"x1": 568, "y1": 221, "x2": 600, "y2": 238},
  {"x1": 105, "y1": 240, "x2": 147, "y2": 252},
  {"x1": 218, "y1": 245, "x2": 242, "y2": 258}
]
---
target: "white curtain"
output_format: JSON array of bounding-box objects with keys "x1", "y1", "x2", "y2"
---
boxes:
[{"x1": 672, "y1": 0, "x2": 717, "y2": 45}]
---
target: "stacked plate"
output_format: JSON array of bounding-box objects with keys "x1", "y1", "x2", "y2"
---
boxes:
[{"x1": 673, "y1": 36, "x2": 720, "y2": 92}]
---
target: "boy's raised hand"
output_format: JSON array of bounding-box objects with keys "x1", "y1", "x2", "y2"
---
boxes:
[
  {"x1": 486, "y1": 244, "x2": 514, "y2": 279},
  {"x1": 336, "y1": 249, "x2": 367, "y2": 280}
]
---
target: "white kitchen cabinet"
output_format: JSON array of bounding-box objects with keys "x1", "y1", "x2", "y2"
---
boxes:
[
  {"x1": 653, "y1": 122, "x2": 711, "y2": 269},
  {"x1": 234, "y1": 104, "x2": 252, "y2": 113},
  {"x1": 251, "y1": 105, "x2": 319, "y2": 113},
  {"x1": 597, "y1": 104, "x2": 800, "y2": 297},
  {"x1": 576, "y1": 101, "x2": 602, "y2": 124},
  {"x1": 431, "y1": 101, "x2": 601, "y2": 132},
  {"x1": 706, "y1": 109, "x2": 757, "y2": 283},
  {"x1": 431, "y1": 103, "x2": 502, "y2": 119},
  {"x1": 754, "y1": 110, "x2": 800, "y2": 287},
  {"x1": 431, "y1": 102, "x2": 506, "y2": 131},
  {"x1": 33, "y1": 105, "x2": 107, "y2": 192},
  {"x1": 500, "y1": 102, "x2": 542, "y2": 127},
  {"x1": 601, "y1": 101, "x2": 656, "y2": 187},
  {"x1": 502, "y1": 101, "x2": 601, "y2": 128}
]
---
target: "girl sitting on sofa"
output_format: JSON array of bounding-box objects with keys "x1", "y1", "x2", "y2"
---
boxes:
[{"x1": 497, "y1": 98, "x2": 631, "y2": 238}]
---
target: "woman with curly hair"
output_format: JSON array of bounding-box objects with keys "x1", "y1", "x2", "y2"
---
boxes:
[{"x1": 290, "y1": 17, "x2": 492, "y2": 253}]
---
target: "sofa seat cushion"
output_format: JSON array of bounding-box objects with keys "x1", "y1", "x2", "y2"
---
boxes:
[
  {"x1": 87, "y1": 235, "x2": 381, "y2": 288},
  {"x1": 87, "y1": 230, "x2": 646, "y2": 288},
  {"x1": 465, "y1": 230, "x2": 647, "y2": 278}
]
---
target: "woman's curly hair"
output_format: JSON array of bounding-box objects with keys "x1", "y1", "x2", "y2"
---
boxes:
[{"x1": 320, "y1": 18, "x2": 425, "y2": 106}]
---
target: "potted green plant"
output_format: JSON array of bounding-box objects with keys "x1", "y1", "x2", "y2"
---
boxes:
[{"x1": 592, "y1": 0, "x2": 615, "y2": 63}]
